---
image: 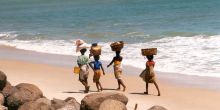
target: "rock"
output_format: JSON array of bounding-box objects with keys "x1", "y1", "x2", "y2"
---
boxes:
[
  {"x1": 51, "y1": 98, "x2": 65, "y2": 110},
  {"x1": 6, "y1": 83, "x2": 43, "y2": 109},
  {"x1": 36, "y1": 98, "x2": 52, "y2": 106},
  {"x1": 0, "y1": 71, "x2": 7, "y2": 91},
  {"x1": 57, "y1": 97, "x2": 80, "y2": 110},
  {"x1": 148, "y1": 105, "x2": 168, "y2": 110},
  {"x1": 0, "y1": 105, "x2": 8, "y2": 110},
  {"x1": 2, "y1": 82, "x2": 16, "y2": 98},
  {"x1": 0, "y1": 93, "x2": 4, "y2": 105},
  {"x1": 18, "y1": 101, "x2": 52, "y2": 110},
  {"x1": 80, "y1": 92, "x2": 128, "y2": 110},
  {"x1": 99, "y1": 99, "x2": 127, "y2": 110},
  {"x1": 58, "y1": 105, "x2": 77, "y2": 110},
  {"x1": 51, "y1": 97, "x2": 80, "y2": 110},
  {"x1": 65, "y1": 97, "x2": 80, "y2": 109}
]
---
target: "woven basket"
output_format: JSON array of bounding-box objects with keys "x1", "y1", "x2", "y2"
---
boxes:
[
  {"x1": 90, "y1": 45, "x2": 101, "y2": 56},
  {"x1": 141, "y1": 48, "x2": 157, "y2": 56},
  {"x1": 110, "y1": 41, "x2": 124, "y2": 51}
]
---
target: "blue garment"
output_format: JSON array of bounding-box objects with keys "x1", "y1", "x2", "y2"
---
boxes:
[{"x1": 91, "y1": 60, "x2": 102, "y2": 70}]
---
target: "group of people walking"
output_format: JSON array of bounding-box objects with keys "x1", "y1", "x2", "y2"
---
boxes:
[{"x1": 75, "y1": 39, "x2": 160, "y2": 96}]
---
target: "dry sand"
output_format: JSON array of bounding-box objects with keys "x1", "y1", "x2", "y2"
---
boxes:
[{"x1": 1, "y1": 58, "x2": 220, "y2": 110}]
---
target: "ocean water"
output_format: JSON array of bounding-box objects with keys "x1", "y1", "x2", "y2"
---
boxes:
[{"x1": 0, "y1": 0, "x2": 220, "y2": 77}]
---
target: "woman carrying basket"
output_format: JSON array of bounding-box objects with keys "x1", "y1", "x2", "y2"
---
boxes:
[
  {"x1": 140, "y1": 48, "x2": 160, "y2": 96},
  {"x1": 107, "y1": 41, "x2": 126, "y2": 92}
]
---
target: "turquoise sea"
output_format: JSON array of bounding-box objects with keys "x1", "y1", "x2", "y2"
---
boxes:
[{"x1": 0, "y1": 0, "x2": 220, "y2": 77}]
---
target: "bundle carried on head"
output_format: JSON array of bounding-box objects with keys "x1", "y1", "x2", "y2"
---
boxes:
[
  {"x1": 90, "y1": 43, "x2": 101, "y2": 56},
  {"x1": 110, "y1": 41, "x2": 124, "y2": 51},
  {"x1": 75, "y1": 39, "x2": 89, "y2": 52},
  {"x1": 141, "y1": 48, "x2": 157, "y2": 56}
]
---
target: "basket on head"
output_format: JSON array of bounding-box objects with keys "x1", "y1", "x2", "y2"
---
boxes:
[
  {"x1": 110, "y1": 41, "x2": 124, "y2": 51},
  {"x1": 90, "y1": 43, "x2": 101, "y2": 56},
  {"x1": 141, "y1": 48, "x2": 157, "y2": 56}
]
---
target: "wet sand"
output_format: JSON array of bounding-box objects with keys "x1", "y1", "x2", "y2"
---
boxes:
[{"x1": 0, "y1": 46, "x2": 220, "y2": 110}]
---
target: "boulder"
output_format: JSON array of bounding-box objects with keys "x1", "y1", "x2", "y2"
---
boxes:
[
  {"x1": 6, "y1": 83, "x2": 43, "y2": 109},
  {"x1": 58, "y1": 97, "x2": 80, "y2": 110},
  {"x1": 52, "y1": 97, "x2": 80, "y2": 110},
  {"x1": 18, "y1": 101, "x2": 52, "y2": 110},
  {"x1": 0, "y1": 71, "x2": 7, "y2": 90},
  {"x1": 0, "y1": 93, "x2": 4, "y2": 105},
  {"x1": 2, "y1": 82, "x2": 16, "y2": 98},
  {"x1": 80, "y1": 92, "x2": 128, "y2": 110},
  {"x1": 148, "y1": 105, "x2": 168, "y2": 110},
  {"x1": 36, "y1": 98, "x2": 52, "y2": 106},
  {"x1": 51, "y1": 98, "x2": 65, "y2": 110},
  {"x1": 99, "y1": 99, "x2": 127, "y2": 110}
]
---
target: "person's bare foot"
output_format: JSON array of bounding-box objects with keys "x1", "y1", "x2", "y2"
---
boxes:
[
  {"x1": 100, "y1": 88, "x2": 103, "y2": 91},
  {"x1": 144, "y1": 92, "x2": 148, "y2": 94},
  {"x1": 84, "y1": 86, "x2": 90, "y2": 93},
  {"x1": 116, "y1": 88, "x2": 120, "y2": 90},
  {"x1": 158, "y1": 93, "x2": 161, "y2": 96}
]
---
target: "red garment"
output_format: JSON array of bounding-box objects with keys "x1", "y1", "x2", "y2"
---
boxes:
[{"x1": 146, "y1": 61, "x2": 155, "y2": 67}]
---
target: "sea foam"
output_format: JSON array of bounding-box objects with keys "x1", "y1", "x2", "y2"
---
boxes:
[{"x1": 0, "y1": 34, "x2": 220, "y2": 78}]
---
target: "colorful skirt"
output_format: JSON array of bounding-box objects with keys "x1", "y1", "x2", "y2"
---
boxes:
[
  {"x1": 139, "y1": 69, "x2": 155, "y2": 83},
  {"x1": 93, "y1": 70, "x2": 101, "y2": 82},
  {"x1": 114, "y1": 64, "x2": 122, "y2": 79}
]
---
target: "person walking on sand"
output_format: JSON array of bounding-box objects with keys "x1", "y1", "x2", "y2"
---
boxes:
[
  {"x1": 141, "y1": 55, "x2": 161, "y2": 96},
  {"x1": 76, "y1": 39, "x2": 90, "y2": 93},
  {"x1": 89, "y1": 55, "x2": 106, "y2": 92},
  {"x1": 107, "y1": 51, "x2": 126, "y2": 91}
]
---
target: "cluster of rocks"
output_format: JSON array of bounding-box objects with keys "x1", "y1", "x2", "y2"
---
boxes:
[{"x1": 0, "y1": 70, "x2": 167, "y2": 110}]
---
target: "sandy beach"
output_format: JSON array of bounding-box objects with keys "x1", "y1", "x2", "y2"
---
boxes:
[{"x1": 0, "y1": 46, "x2": 220, "y2": 110}]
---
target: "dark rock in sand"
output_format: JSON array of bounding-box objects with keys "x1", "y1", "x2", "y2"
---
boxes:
[
  {"x1": 148, "y1": 105, "x2": 168, "y2": 110},
  {"x1": 18, "y1": 101, "x2": 52, "y2": 110},
  {"x1": 80, "y1": 92, "x2": 128, "y2": 110},
  {"x1": 99, "y1": 99, "x2": 127, "y2": 110},
  {"x1": 0, "y1": 71, "x2": 7, "y2": 91},
  {"x1": 6, "y1": 83, "x2": 43, "y2": 109}
]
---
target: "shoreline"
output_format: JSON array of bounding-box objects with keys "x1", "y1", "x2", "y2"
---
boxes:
[
  {"x1": 0, "y1": 46, "x2": 220, "y2": 110},
  {"x1": 0, "y1": 45, "x2": 220, "y2": 91}
]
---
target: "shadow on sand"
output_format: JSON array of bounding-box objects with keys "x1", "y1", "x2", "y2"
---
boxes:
[
  {"x1": 102, "y1": 88, "x2": 118, "y2": 91},
  {"x1": 130, "y1": 92, "x2": 157, "y2": 96},
  {"x1": 62, "y1": 90, "x2": 98, "y2": 94}
]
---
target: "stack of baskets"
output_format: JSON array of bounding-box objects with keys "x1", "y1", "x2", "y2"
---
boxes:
[{"x1": 110, "y1": 41, "x2": 124, "y2": 51}]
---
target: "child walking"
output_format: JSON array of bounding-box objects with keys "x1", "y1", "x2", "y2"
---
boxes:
[
  {"x1": 107, "y1": 51, "x2": 126, "y2": 91},
  {"x1": 89, "y1": 55, "x2": 105, "y2": 92}
]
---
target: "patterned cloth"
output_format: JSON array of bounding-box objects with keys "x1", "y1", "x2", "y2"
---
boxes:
[{"x1": 77, "y1": 55, "x2": 89, "y2": 66}]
